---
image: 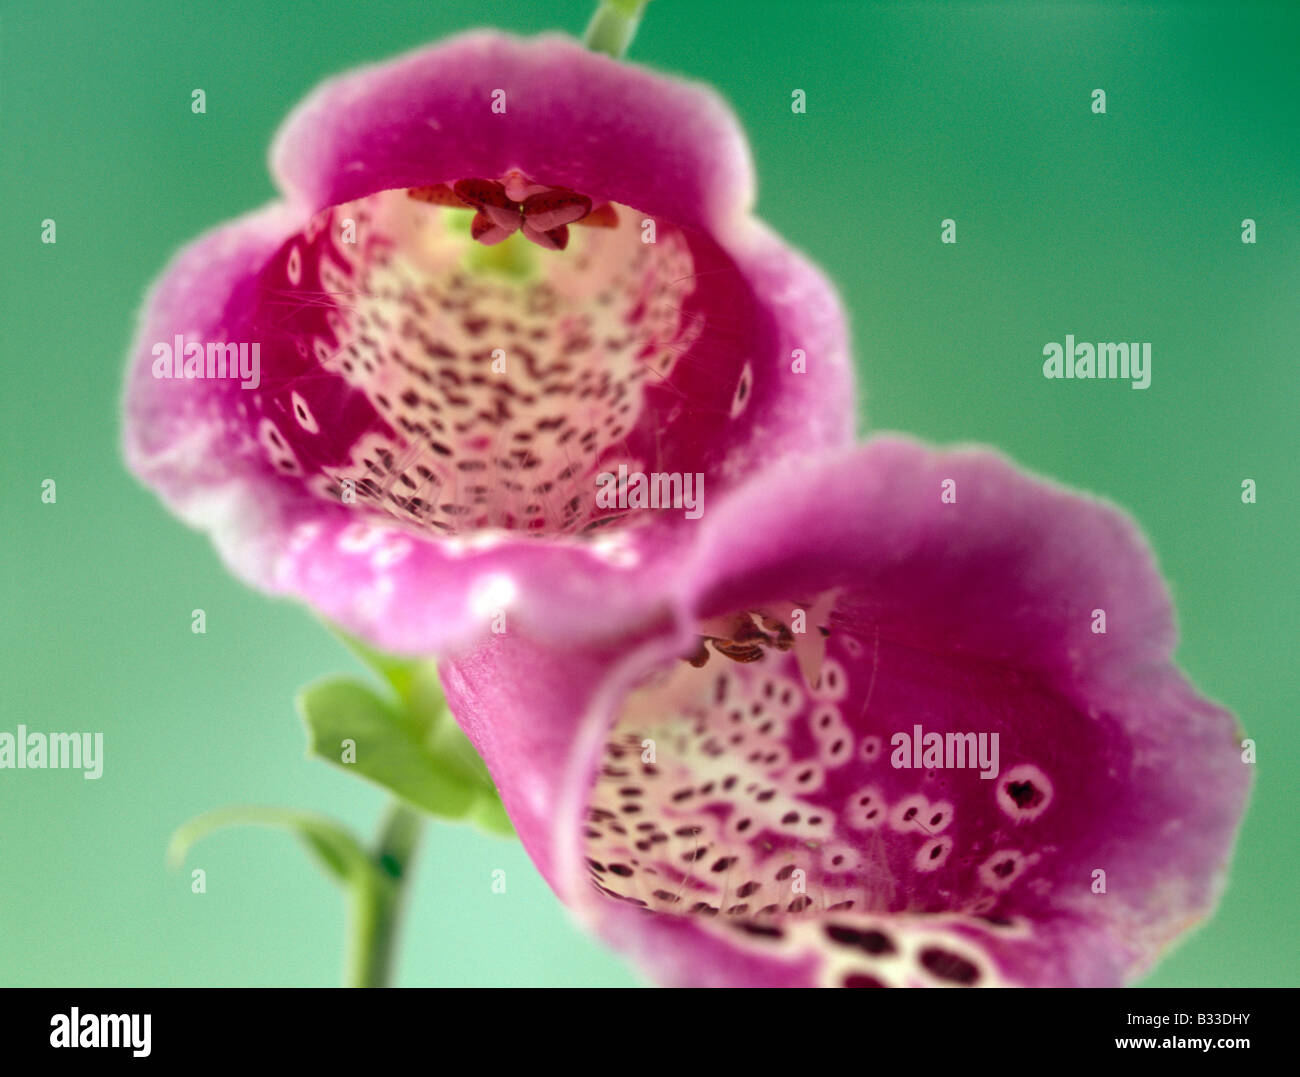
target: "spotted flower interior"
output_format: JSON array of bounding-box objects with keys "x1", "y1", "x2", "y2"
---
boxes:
[
  {"x1": 245, "y1": 173, "x2": 759, "y2": 538},
  {"x1": 125, "y1": 31, "x2": 852, "y2": 655},
  {"x1": 582, "y1": 594, "x2": 1161, "y2": 988}
]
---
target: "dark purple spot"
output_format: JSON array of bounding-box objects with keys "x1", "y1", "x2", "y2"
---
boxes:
[
  {"x1": 825, "y1": 924, "x2": 896, "y2": 955},
  {"x1": 1007, "y1": 780, "x2": 1043, "y2": 809},
  {"x1": 843, "y1": 973, "x2": 888, "y2": 988},
  {"x1": 736, "y1": 922, "x2": 783, "y2": 939},
  {"x1": 919, "y1": 947, "x2": 980, "y2": 985}
]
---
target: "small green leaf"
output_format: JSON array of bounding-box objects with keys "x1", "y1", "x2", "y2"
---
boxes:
[
  {"x1": 168, "y1": 805, "x2": 374, "y2": 885},
  {"x1": 404, "y1": 661, "x2": 453, "y2": 740},
  {"x1": 329, "y1": 626, "x2": 421, "y2": 703},
  {"x1": 317, "y1": 625, "x2": 516, "y2": 839},
  {"x1": 298, "y1": 676, "x2": 484, "y2": 820},
  {"x1": 330, "y1": 627, "x2": 457, "y2": 740},
  {"x1": 469, "y1": 794, "x2": 516, "y2": 838}
]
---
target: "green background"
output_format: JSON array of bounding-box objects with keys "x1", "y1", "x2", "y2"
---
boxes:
[{"x1": 1, "y1": 0, "x2": 1295, "y2": 987}]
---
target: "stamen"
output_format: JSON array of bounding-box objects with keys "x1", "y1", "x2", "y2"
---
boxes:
[{"x1": 428, "y1": 172, "x2": 603, "y2": 251}]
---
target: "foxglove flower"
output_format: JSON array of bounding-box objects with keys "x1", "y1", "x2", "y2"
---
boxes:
[
  {"x1": 122, "y1": 31, "x2": 852, "y2": 653},
  {"x1": 440, "y1": 437, "x2": 1251, "y2": 987}
]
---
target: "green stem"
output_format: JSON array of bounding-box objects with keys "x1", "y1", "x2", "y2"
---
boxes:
[
  {"x1": 582, "y1": 0, "x2": 649, "y2": 58},
  {"x1": 344, "y1": 801, "x2": 425, "y2": 988}
]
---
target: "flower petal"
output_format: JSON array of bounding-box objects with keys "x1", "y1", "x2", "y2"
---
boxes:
[
  {"x1": 270, "y1": 32, "x2": 755, "y2": 235},
  {"x1": 442, "y1": 437, "x2": 1251, "y2": 986}
]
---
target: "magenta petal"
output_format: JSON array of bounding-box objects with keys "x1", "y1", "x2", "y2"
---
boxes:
[
  {"x1": 270, "y1": 32, "x2": 754, "y2": 233},
  {"x1": 122, "y1": 202, "x2": 301, "y2": 541},
  {"x1": 442, "y1": 437, "x2": 1251, "y2": 986}
]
